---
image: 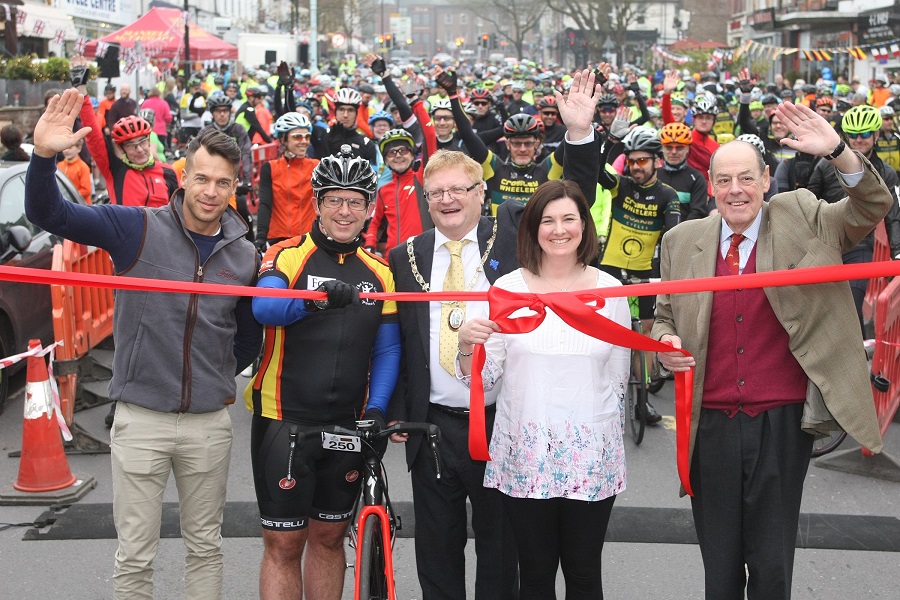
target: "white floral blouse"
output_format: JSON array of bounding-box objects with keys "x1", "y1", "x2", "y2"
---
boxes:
[{"x1": 460, "y1": 268, "x2": 630, "y2": 501}]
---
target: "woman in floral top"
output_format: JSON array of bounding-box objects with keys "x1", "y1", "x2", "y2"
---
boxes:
[{"x1": 458, "y1": 179, "x2": 629, "y2": 599}]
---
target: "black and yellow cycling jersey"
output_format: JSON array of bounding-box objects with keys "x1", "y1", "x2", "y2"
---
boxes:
[
  {"x1": 246, "y1": 227, "x2": 398, "y2": 424},
  {"x1": 481, "y1": 151, "x2": 563, "y2": 214},
  {"x1": 600, "y1": 176, "x2": 682, "y2": 272},
  {"x1": 875, "y1": 130, "x2": 900, "y2": 172}
]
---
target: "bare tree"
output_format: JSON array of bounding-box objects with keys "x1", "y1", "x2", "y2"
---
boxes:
[
  {"x1": 608, "y1": 0, "x2": 647, "y2": 68},
  {"x1": 549, "y1": 0, "x2": 647, "y2": 67},
  {"x1": 460, "y1": 0, "x2": 547, "y2": 60},
  {"x1": 547, "y1": 0, "x2": 611, "y2": 65}
]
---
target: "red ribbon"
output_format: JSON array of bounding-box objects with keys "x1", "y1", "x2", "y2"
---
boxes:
[
  {"x1": 468, "y1": 286, "x2": 695, "y2": 495},
  {"x1": 5, "y1": 258, "x2": 900, "y2": 497}
]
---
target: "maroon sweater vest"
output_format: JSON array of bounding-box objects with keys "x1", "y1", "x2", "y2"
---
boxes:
[{"x1": 702, "y1": 243, "x2": 807, "y2": 416}]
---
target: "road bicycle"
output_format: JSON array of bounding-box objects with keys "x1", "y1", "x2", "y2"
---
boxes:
[
  {"x1": 324, "y1": 420, "x2": 442, "y2": 600},
  {"x1": 619, "y1": 276, "x2": 652, "y2": 445}
]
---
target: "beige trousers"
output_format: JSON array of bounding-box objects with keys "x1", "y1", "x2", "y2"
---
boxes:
[{"x1": 110, "y1": 401, "x2": 232, "y2": 600}]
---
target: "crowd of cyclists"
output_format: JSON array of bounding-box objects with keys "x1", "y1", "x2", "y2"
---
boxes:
[{"x1": 48, "y1": 56, "x2": 900, "y2": 429}]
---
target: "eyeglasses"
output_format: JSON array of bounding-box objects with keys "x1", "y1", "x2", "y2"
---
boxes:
[
  {"x1": 433, "y1": 115, "x2": 454, "y2": 121},
  {"x1": 626, "y1": 156, "x2": 654, "y2": 167},
  {"x1": 847, "y1": 131, "x2": 875, "y2": 140},
  {"x1": 472, "y1": 101, "x2": 489, "y2": 107},
  {"x1": 289, "y1": 132, "x2": 311, "y2": 141},
  {"x1": 386, "y1": 146, "x2": 411, "y2": 157},
  {"x1": 540, "y1": 111, "x2": 557, "y2": 117},
  {"x1": 663, "y1": 144, "x2": 688, "y2": 151},
  {"x1": 423, "y1": 182, "x2": 480, "y2": 203},
  {"x1": 599, "y1": 107, "x2": 617, "y2": 113},
  {"x1": 319, "y1": 196, "x2": 369, "y2": 211},
  {"x1": 122, "y1": 138, "x2": 150, "y2": 150}
]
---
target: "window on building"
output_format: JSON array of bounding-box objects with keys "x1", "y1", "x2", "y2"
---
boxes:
[{"x1": 444, "y1": 14, "x2": 453, "y2": 25}]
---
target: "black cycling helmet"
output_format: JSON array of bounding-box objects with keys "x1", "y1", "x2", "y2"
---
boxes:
[
  {"x1": 207, "y1": 95, "x2": 234, "y2": 110},
  {"x1": 597, "y1": 93, "x2": 619, "y2": 107},
  {"x1": 213, "y1": 75, "x2": 225, "y2": 86},
  {"x1": 622, "y1": 126, "x2": 662, "y2": 157},
  {"x1": 311, "y1": 145, "x2": 378, "y2": 203},
  {"x1": 503, "y1": 114, "x2": 541, "y2": 138},
  {"x1": 760, "y1": 93, "x2": 780, "y2": 106}
]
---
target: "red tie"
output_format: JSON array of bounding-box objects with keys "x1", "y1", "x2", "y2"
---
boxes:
[{"x1": 726, "y1": 234, "x2": 744, "y2": 276}]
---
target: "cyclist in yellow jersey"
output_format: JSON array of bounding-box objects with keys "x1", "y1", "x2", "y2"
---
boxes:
[{"x1": 876, "y1": 105, "x2": 900, "y2": 171}]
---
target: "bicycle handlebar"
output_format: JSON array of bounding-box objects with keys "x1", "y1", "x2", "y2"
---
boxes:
[{"x1": 325, "y1": 421, "x2": 443, "y2": 479}]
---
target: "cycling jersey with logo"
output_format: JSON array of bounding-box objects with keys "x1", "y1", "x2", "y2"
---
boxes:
[
  {"x1": 601, "y1": 177, "x2": 681, "y2": 271},
  {"x1": 246, "y1": 233, "x2": 398, "y2": 423},
  {"x1": 481, "y1": 152, "x2": 562, "y2": 214}
]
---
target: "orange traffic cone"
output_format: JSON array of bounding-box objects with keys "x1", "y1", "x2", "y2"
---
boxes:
[{"x1": 13, "y1": 340, "x2": 77, "y2": 493}]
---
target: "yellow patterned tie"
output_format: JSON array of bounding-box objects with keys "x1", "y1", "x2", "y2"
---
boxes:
[{"x1": 439, "y1": 240, "x2": 469, "y2": 375}]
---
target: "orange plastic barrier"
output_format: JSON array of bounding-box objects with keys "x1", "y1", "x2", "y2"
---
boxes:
[
  {"x1": 248, "y1": 142, "x2": 280, "y2": 214},
  {"x1": 50, "y1": 241, "x2": 115, "y2": 425},
  {"x1": 863, "y1": 222, "x2": 889, "y2": 323},
  {"x1": 865, "y1": 275, "x2": 900, "y2": 457}
]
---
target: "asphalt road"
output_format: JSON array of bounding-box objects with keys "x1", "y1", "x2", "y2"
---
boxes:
[{"x1": 1, "y1": 371, "x2": 898, "y2": 599}]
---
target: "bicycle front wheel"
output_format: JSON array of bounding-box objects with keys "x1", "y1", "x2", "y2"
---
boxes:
[
  {"x1": 628, "y1": 348, "x2": 648, "y2": 445},
  {"x1": 357, "y1": 514, "x2": 388, "y2": 600},
  {"x1": 812, "y1": 430, "x2": 847, "y2": 457}
]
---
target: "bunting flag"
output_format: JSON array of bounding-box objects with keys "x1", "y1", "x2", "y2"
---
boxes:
[
  {"x1": 96, "y1": 41, "x2": 109, "y2": 59},
  {"x1": 74, "y1": 35, "x2": 87, "y2": 55},
  {"x1": 652, "y1": 45, "x2": 690, "y2": 65},
  {"x1": 2, "y1": 4, "x2": 10, "y2": 21},
  {"x1": 16, "y1": 8, "x2": 25, "y2": 26},
  {"x1": 53, "y1": 29, "x2": 65, "y2": 46},
  {"x1": 32, "y1": 19, "x2": 45, "y2": 36},
  {"x1": 741, "y1": 39, "x2": 896, "y2": 62}
]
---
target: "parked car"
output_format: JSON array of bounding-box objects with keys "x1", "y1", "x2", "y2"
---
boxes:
[{"x1": 0, "y1": 159, "x2": 86, "y2": 413}]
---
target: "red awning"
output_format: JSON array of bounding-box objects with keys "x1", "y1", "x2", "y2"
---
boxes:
[{"x1": 83, "y1": 7, "x2": 237, "y2": 60}]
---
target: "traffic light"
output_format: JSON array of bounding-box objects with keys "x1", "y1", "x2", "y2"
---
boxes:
[{"x1": 481, "y1": 34, "x2": 489, "y2": 49}]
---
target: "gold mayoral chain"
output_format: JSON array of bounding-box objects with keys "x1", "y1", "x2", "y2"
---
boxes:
[{"x1": 406, "y1": 219, "x2": 497, "y2": 331}]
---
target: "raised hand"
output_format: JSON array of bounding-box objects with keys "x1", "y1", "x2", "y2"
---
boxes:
[
  {"x1": 776, "y1": 101, "x2": 861, "y2": 172},
  {"x1": 775, "y1": 101, "x2": 841, "y2": 156},
  {"x1": 554, "y1": 68, "x2": 601, "y2": 139},
  {"x1": 434, "y1": 66, "x2": 458, "y2": 95},
  {"x1": 32, "y1": 88, "x2": 91, "y2": 159},
  {"x1": 663, "y1": 70, "x2": 681, "y2": 95},
  {"x1": 609, "y1": 106, "x2": 633, "y2": 140}
]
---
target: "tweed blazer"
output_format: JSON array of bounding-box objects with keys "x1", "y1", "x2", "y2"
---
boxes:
[{"x1": 652, "y1": 152, "x2": 892, "y2": 471}]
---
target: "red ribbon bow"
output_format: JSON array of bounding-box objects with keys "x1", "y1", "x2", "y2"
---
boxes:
[{"x1": 469, "y1": 286, "x2": 696, "y2": 496}]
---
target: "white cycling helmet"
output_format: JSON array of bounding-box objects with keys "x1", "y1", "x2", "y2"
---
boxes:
[
  {"x1": 275, "y1": 113, "x2": 312, "y2": 135},
  {"x1": 430, "y1": 98, "x2": 452, "y2": 114},
  {"x1": 736, "y1": 133, "x2": 766, "y2": 156},
  {"x1": 333, "y1": 87, "x2": 362, "y2": 106}
]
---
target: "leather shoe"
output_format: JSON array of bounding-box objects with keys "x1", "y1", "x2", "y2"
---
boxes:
[{"x1": 644, "y1": 401, "x2": 662, "y2": 425}]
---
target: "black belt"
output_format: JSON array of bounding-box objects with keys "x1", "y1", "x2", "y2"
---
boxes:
[{"x1": 430, "y1": 402, "x2": 496, "y2": 419}]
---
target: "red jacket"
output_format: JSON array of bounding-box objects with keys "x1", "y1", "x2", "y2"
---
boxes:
[
  {"x1": 364, "y1": 167, "x2": 433, "y2": 251},
  {"x1": 80, "y1": 97, "x2": 178, "y2": 207}
]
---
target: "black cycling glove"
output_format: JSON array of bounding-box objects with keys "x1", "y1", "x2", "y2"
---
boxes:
[{"x1": 308, "y1": 280, "x2": 360, "y2": 311}]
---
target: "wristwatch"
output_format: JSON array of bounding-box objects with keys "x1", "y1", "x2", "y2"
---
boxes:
[{"x1": 823, "y1": 140, "x2": 845, "y2": 161}]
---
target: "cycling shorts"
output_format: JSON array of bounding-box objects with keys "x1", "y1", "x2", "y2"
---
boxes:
[
  {"x1": 599, "y1": 265, "x2": 657, "y2": 321},
  {"x1": 251, "y1": 415, "x2": 363, "y2": 531}
]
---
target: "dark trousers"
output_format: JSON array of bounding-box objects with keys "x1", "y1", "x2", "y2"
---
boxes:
[
  {"x1": 690, "y1": 403, "x2": 814, "y2": 600},
  {"x1": 502, "y1": 494, "x2": 616, "y2": 600},
  {"x1": 411, "y1": 405, "x2": 519, "y2": 600}
]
